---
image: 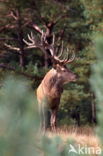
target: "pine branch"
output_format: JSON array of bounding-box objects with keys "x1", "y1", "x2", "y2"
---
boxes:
[
  {"x1": 0, "y1": 63, "x2": 42, "y2": 80},
  {"x1": 0, "y1": 24, "x2": 17, "y2": 32}
]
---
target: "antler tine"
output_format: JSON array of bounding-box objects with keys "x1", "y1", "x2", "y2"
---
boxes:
[
  {"x1": 63, "y1": 48, "x2": 69, "y2": 61},
  {"x1": 64, "y1": 48, "x2": 75, "y2": 64},
  {"x1": 48, "y1": 33, "x2": 55, "y2": 58},
  {"x1": 23, "y1": 38, "x2": 32, "y2": 46},
  {"x1": 41, "y1": 30, "x2": 47, "y2": 45},
  {"x1": 27, "y1": 33, "x2": 35, "y2": 44},
  {"x1": 23, "y1": 32, "x2": 35, "y2": 46},
  {"x1": 31, "y1": 31, "x2": 34, "y2": 38},
  {"x1": 55, "y1": 47, "x2": 58, "y2": 54},
  {"x1": 52, "y1": 33, "x2": 55, "y2": 46},
  {"x1": 57, "y1": 41, "x2": 64, "y2": 58},
  {"x1": 41, "y1": 30, "x2": 44, "y2": 42},
  {"x1": 49, "y1": 42, "x2": 75, "y2": 64}
]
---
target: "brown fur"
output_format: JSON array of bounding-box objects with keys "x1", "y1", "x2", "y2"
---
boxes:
[{"x1": 37, "y1": 65, "x2": 76, "y2": 131}]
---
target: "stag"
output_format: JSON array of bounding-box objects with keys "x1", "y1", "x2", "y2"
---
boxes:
[{"x1": 23, "y1": 30, "x2": 77, "y2": 131}]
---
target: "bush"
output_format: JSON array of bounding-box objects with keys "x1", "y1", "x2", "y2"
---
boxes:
[
  {"x1": 0, "y1": 76, "x2": 75, "y2": 156},
  {"x1": 90, "y1": 35, "x2": 103, "y2": 155}
]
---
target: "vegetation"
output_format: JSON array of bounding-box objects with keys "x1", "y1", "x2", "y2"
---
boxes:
[
  {"x1": 91, "y1": 35, "x2": 103, "y2": 155},
  {"x1": 1, "y1": 0, "x2": 103, "y2": 155},
  {"x1": 0, "y1": 76, "x2": 101, "y2": 156}
]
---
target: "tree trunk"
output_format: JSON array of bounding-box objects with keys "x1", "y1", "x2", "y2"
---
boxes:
[
  {"x1": 91, "y1": 93, "x2": 97, "y2": 124},
  {"x1": 17, "y1": 9, "x2": 25, "y2": 70}
]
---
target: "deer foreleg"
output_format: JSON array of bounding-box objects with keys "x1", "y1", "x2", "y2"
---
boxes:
[
  {"x1": 50, "y1": 109, "x2": 57, "y2": 131},
  {"x1": 39, "y1": 102, "x2": 48, "y2": 134}
]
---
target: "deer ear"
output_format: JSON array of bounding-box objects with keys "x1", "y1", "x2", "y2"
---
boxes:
[
  {"x1": 53, "y1": 63, "x2": 57, "y2": 69},
  {"x1": 53, "y1": 64, "x2": 61, "y2": 71},
  {"x1": 56, "y1": 64, "x2": 61, "y2": 71}
]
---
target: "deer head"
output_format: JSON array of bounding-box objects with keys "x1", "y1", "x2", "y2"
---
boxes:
[{"x1": 23, "y1": 30, "x2": 76, "y2": 84}]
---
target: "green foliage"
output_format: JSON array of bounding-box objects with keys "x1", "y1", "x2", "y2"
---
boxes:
[
  {"x1": 0, "y1": 76, "x2": 40, "y2": 156},
  {"x1": 91, "y1": 36, "x2": 103, "y2": 145},
  {"x1": 0, "y1": 76, "x2": 77, "y2": 156}
]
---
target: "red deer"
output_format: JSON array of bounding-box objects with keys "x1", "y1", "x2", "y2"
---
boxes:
[{"x1": 23, "y1": 30, "x2": 76, "y2": 131}]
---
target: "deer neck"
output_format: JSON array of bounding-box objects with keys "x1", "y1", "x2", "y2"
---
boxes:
[{"x1": 43, "y1": 68, "x2": 63, "y2": 93}]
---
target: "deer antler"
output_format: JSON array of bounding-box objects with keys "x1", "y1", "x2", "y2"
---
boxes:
[
  {"x1": 23, "y1": 32, "x2": 44, "y2": 51},
  {"x1": 63, "y1": 48, "x2": 75, "y2": 64},
  {"x1": 23, "y1": 30, "x2": 75, "y2": 64},
  {"x1": 49, "y1": 38, "x2": 75, "y2": 64}
]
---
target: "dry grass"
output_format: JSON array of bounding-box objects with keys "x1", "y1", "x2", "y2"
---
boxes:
[{"x1": 46, "y1": 126, "x2": 101, "y2": 148}]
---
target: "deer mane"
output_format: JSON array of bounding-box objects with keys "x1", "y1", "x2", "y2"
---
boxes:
[
  {"x1": 43, "y1": 70, "x2": 57, "y2": 90},
  {"x1": 42, "y1": 69, "x2": 63, "y2": 98}
]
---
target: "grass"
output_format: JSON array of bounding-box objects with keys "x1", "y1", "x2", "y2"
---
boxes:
[{"x1": 46, "y1": 126, "x2": 101, "y2": 148}]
